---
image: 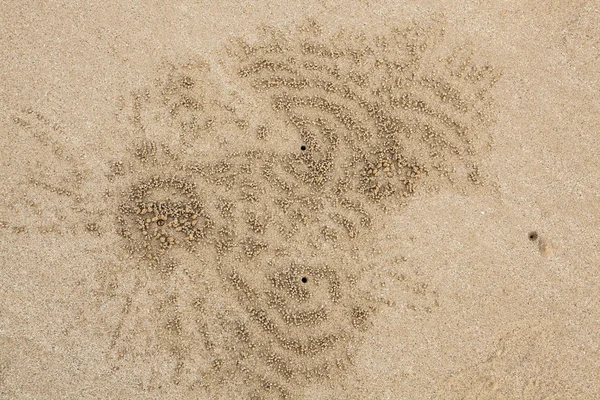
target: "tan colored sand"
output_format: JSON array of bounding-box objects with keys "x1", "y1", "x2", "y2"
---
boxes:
[{"x1": 1, "y1": 1, "x2": 599, "y2": 399}]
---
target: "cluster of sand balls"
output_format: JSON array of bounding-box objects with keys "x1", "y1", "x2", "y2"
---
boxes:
[
  {"x1": 104, "y1": 18, "x2": 501, "y2": 399},
  {"x1": 118, "y1": 176, "x2": 213, "y2": 264}
]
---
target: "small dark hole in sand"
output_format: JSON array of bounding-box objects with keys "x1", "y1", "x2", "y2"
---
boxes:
[
  {"x1": 528, "y1": 231, "x2": 538, "y2": 241},
  {"x1": 301, "y1": 277, "x2": 308, "y2": 283},
  {"x1": 300, "y1": 145, "x2": 306, "y2": 151},
  {"x1": 157, "y1": 220, "x2": 165, "y2": 226}
]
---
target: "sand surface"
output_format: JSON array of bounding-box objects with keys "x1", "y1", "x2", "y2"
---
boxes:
[{"x1": 1, "y1": 1, "x2": 599, "y2": 399}]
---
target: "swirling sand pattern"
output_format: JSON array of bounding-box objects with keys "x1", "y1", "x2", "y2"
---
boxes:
[
  {"x1": 103, "y1": 20, "x2": 500, "y2": 399},
  {"x1": 9, "y1": 18, "x2": 500, "y2": 399}
]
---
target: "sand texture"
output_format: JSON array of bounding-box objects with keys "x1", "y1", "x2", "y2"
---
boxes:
[{"x1": 1, "y1": 1, "x2": 599, "y2": 399}]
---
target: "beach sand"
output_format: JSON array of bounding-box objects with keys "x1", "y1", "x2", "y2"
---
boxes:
[{"x1": 1, "y1": 1, "x2": 599, "y2": 399}]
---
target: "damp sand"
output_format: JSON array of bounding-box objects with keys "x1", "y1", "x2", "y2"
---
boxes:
[{"x1": 1, "y1": 2, "x2": 599, "y2": 399}]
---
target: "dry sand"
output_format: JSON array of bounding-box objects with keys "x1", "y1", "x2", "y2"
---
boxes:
[{"x1": 1, "y1": 1, "x2": 599, "y2": 399}]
